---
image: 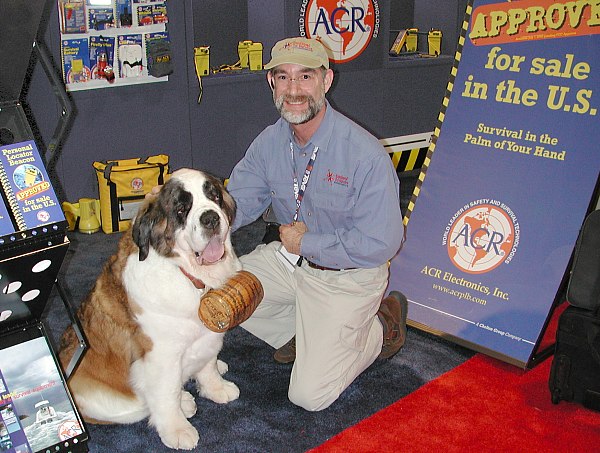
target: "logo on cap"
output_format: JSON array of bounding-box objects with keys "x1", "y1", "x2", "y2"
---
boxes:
[
  {"x1": 283, "y1": 42, "x2": 312, "y2": 51},
  {"x1": 299, "y1": 0, "x2": 379, "y2": 64}
]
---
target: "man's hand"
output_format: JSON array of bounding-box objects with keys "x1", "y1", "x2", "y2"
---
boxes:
[{"x1": 279, "y1": 221, "x2": 307, "y2": 255}]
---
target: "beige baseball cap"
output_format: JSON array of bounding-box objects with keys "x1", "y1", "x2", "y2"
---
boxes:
[{"x1": 264, "y1": 37, "x2": 330, "y2": 70}]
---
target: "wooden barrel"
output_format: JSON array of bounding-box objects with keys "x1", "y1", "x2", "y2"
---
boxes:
[{"x1": 198, "y1": 270, "x2": 264, "y2": 332}]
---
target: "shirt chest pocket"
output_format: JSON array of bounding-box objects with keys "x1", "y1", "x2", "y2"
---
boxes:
[
  {"x1": 310, "y1": 190, "x2": 356, "y2": 226},
  {"x1": 313, "y1": 191, "x2": 355, "y2": 209}
]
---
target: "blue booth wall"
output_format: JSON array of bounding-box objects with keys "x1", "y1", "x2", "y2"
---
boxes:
[{"x1": 24, "y1": 0, "x2": 467, "y2": 202}]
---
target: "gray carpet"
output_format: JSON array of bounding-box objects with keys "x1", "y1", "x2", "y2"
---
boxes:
[{"x1": 42, "y1": 173, "x2": 474, "y2": 453}]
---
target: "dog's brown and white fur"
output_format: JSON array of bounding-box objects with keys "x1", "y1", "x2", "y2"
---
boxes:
[{"x1": 59, "y1": 168, "x2": 242, "y2": 450}]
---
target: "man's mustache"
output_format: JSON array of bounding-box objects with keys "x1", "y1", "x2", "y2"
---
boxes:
[{"x1": 281, "y1": 95, "x2": 311, "y2": 104}]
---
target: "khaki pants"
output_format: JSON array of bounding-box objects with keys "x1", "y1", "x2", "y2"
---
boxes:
[{"x1": 240, "y1": 241, "x2": 388, "y2": 411}]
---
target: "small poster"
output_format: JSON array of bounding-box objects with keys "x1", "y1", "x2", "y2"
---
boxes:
[
  {"x1": 60, "y1": 38, "x2": 91, "y2": 83},
  {"x1": 0, "y1": 140, "x2": 65, "y2": 232}
]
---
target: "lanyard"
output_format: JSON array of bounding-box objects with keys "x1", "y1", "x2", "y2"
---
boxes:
[{"x1": 290, "y1": 141, "x2": 319, "y2": 222}]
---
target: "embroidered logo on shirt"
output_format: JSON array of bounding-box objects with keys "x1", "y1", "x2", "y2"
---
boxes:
[{"x1": 325, "y1": 170, "x2": 349, "y2": 187}]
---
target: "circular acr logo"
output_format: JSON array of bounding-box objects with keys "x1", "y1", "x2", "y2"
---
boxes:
[
  {"x1": 301, "y1": 0, "x2": 379, "y2": 64},
  {"x1": 37, "y1": 210, "x2": 50, "y2": 222},
  {"x1": 446, "y1": 203, "x2": 519, "y2": 274},
  {"x1": 131, "y1": 177, "x2": 143, "y2": 191}
]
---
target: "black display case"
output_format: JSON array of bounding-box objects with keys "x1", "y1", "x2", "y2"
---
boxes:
[{"x1": 0, "y1": 1, "x2": 89, "y2": 452}]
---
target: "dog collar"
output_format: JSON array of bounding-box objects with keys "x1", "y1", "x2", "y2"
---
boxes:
[{"x1": 179, "y1": 267, "x2": 205, "y2": 289}]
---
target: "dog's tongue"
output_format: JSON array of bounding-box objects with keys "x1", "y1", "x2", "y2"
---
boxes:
[{"x1": 197, "y1": 236, "x2": 225, "y2": 264}]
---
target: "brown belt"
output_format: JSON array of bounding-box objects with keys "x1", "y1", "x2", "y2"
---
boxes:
[{"x1": 305, "y1": 259, "x2": 355, "y2": 272}]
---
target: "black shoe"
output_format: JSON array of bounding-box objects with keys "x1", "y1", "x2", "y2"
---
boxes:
[
  {"x1": 377, "y1": 291, "x2": 408, "y2": 359},
  {"x1": 274, "y1": 336, "x2": 296, "y2": 364}
]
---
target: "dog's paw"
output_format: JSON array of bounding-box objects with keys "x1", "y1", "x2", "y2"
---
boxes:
[
  {"x1": 158, "y1": 420, "x2": 199, "y2": 451},
  {"x1": 199, "y1": 379, "x2": 240, "y2": 404},
  {"x1": 180, "y1": 391, "x2": 197, "y2": 418},
  {"x1": 216, "y1": 359, "x2": 228, "y2": 375}
]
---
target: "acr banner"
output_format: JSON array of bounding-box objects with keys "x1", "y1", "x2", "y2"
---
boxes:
[{"x1": 389, "y1": 0, "x2": 600, "y2": 367}]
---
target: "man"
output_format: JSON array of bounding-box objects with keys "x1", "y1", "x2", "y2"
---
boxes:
[{"x1": 226, "y1": 37, "x2": 408, "y2": 412}]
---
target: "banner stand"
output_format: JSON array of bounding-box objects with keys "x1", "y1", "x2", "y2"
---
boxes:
[{"x1": 389, "y1": 0, "x2": 600, "y2": 369}]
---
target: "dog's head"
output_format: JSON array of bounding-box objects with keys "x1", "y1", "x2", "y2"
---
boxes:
[{"x1": 132, "y1": 169, "x2": 240, "y2": 285}]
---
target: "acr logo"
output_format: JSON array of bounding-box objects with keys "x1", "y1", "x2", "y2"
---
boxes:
[
  {"x1": 299, "y1": 0, "x2": 380, "y2": 64},
  {"x1": 131, "y1": 177, "x2": 144, "y2": 191},
  {"x1": 442, "y1": 201, "x2": 520, "y2": 274}
]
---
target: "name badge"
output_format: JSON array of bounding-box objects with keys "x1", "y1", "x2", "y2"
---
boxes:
[{"x1": 276, "y1": 243, "x2": 300, "y2": 273}]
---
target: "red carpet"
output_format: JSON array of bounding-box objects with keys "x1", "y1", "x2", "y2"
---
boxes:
[{"x1": 311, "y1": 354, "x2": 600, "y2": 452}]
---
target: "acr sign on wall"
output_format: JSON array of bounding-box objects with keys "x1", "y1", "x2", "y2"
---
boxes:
[
  {"x1": 298, "y1": 0, "x2": 380, "y2": 64},
  {"x1": 388, "y1": 0, "x2": 600, "y2": 367}
]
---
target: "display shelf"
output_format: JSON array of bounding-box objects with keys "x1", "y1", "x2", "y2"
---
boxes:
[
  {"x1": 59, "y1": 1, "x2": 171, "y2": 92},
  {"x1": 200, "y1": 69, "x2": 266, "y2": 86},
  {"x1": 386, "y1": 54, "x2": 454, "y2": 68},
  {"x1": 66, "y1": 73, "x2": 167, "y2": 91}
]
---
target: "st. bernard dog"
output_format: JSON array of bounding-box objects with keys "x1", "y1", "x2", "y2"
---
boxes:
[{"x1": 59, "y1": 168, "x2": 242, "y2": 450}]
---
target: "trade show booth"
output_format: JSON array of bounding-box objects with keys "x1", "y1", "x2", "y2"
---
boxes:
[{"x1": 4, "y1": 0, "x2": 599, "y2": 451}]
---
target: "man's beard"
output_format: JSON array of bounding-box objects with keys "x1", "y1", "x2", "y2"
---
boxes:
[{"x1": 274, "y1": 91, "x2": 325, "y2": 125}]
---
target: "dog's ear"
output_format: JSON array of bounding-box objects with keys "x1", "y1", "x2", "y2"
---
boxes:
[
  {"x1": 132, "y1": 200, "x2": 156, "y2": 261},
  {"x1": 222, "y1": 188, "x2": 236, "y2": 227},
  {"x1": 132, "y1": 179, "x2": 185, "y2": 261},
  {"x1": 131, "y1": 194, "x2": 169, "y2": 261}
]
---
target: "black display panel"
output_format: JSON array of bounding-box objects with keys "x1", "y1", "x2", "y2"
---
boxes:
[{"x1": 0, "y1": 323, "x2": 88, "y2": 453}]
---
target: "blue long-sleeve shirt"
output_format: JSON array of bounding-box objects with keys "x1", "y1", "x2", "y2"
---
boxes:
[{"x1": 227, "y1": 102, "x2": 403, "y2": 269}]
